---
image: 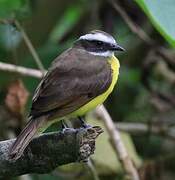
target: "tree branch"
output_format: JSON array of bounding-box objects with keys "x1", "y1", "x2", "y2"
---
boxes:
[
  {"x1": 14, "y1": 20, "x2": 45, "y2": 73},
  {"x1": 0, "y1": 126, "x2": 103, "y2": 179},
  {"x1": 109, "y1": 0, "x2": 154, "y2": 45},
  {"x1": 95, "y1": 105, "x2": 140, "y2": 180},
  {"x1": 117, "y1": 122, "x2": 175, "y2": 141},
  {"x1": 0, "y1": 61, "x2": 45, "y2": 78}
]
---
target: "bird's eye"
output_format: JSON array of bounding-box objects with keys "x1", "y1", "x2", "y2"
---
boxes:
[
  {"x1": 97, "y1": 41, "x2": 103, "y2": 45},
  {"x1": 96, "y1": 41, "x2": 103, "y2": 46}
]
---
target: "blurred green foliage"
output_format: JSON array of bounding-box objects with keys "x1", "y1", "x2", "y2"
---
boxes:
[
  {"x1": 0, "y1": 0, "x2": 175, "y2": 179},
  {"x1": 0, "y1": 0, "x2": 30, "y2": 19}
]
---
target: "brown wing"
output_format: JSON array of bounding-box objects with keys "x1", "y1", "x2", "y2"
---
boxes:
[{"x1": 30, "y1": 48, "x2": 112, "y2": 119}]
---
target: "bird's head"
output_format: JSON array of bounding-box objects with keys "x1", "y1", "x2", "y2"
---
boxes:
[{"x1": 74, "y1": 30, "x2": 125, "y2": 57}]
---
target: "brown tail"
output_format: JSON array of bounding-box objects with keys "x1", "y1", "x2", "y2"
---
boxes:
[{"x1": 9, "y1": 116, "x2": 45, "y2": 160}]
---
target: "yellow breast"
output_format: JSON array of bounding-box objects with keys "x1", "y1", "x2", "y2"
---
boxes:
[{"x1": 70, "y1": 55, "x2": 120, "y2": 117}]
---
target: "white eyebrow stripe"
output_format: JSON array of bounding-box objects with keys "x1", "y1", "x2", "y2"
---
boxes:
[{"x1": 79, "y1": 33, "x2": 116, "y2": 44}]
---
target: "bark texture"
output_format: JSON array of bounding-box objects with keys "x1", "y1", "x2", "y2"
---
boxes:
[{"x1": 0, "y1": 126, "x2": 103, "y2": 179}]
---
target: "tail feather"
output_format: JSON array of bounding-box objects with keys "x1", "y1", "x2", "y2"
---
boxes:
[{"x1": 9, "y1": 117, "x2": 45, "y2": 160}]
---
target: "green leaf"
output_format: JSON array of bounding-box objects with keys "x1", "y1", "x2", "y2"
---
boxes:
[
  {"x1": 0, "y1": 24, "x2": 22, "y2": 50},
  {"x1": 50, "y1": 5, "x2": 83, "y2": 42},
  {"x1": 135, "y1": 0, "x2": 175, "y2": 47},
  {"x1": 0, "y1": 0, "x2": 27, "y2": 18},
  {"x1": 87, "y1": 116, "x2": 142, "y2": 174}
]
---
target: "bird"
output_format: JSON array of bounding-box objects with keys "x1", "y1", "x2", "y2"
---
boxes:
[{"x1": 9, "y1": 30, "x2": 124, "y2": 160}]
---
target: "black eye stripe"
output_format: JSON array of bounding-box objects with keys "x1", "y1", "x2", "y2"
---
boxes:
[
  {"x1": 88, "y1": 40, "x2": 107, "y2": 46},
  {"x1": 92, "y1": 40, "x2": 103, "y2": 44},
  {"x1": 96, "y1": 41, "x2": 103, "y2": 45},
  {"x1": 78, "y1": 39, "x2": 113, "y2": 52},
  {"x1": 80, "y1": 39, "x2": 110, "y2": 46}
]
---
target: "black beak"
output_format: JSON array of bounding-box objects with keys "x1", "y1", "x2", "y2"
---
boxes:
[{"x1": 111, "y1": 43, "x2": 125, "y2": 51}]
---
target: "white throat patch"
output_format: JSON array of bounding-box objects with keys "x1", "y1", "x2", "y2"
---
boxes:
[
  {"x1": 79, "y1": 33, "x2": 116, "y2": 45},
  {"x1": 89, "y1": 51, "x2": 114, "y2": 57}
]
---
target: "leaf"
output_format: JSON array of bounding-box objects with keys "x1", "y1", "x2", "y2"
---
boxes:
[
  {"x1": 5, "y1": 79, "x2": 29, "y2": 115},
  {"x1": 50, "y1": 4, "x2": 84, "y2": 42},
  {"x1": 87, "y1": 116, "x2": 142, "y2": 175},
  {"x1": 0, "y1": 0, "x2": 28, "y2": 18},
  {"x1": 0, "y1": 24, "x2": 22, "y2": 50},
  {"x1": 135, "y1": 0, "x2": 175, "y2": 47}
]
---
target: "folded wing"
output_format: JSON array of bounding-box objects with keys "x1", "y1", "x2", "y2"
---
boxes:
[{"x1": 30, "y1": 48, "x2": 112, "y2": 119}]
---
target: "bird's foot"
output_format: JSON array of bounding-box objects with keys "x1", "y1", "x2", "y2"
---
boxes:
[
  {"x1": 60, "y1": 120, "x2": 73, "y2": 133},
  {"x1": 60, "y1": 117, "x2": 92, "y2": 136},
  {"x1": 78, "y1": 116, "x2": 92, "y2": 129},
  {"x1": 61, "y1": 119, "x2": 68, "y2": 129}
]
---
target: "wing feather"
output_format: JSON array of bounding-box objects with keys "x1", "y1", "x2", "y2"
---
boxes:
[{"x1": 30, "y1": 48, "x2": 112, "y2": 119}]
